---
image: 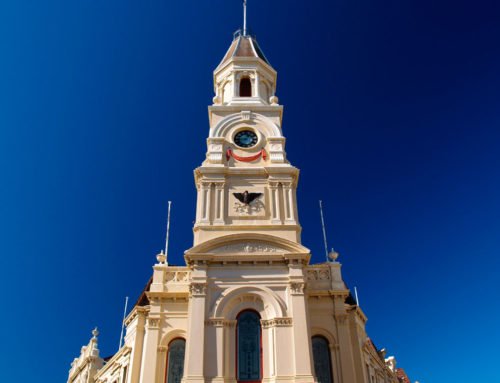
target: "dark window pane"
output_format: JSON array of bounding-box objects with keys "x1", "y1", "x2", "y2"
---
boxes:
[
  {"x1": 237, "y1": 311, "x2": 261, "y2": 381},
  {"x1": 312, "y1": 336, "x2": 333, "y2": 383},
  {"x1": 240, "y1": 78, "x2": 252, "y2": 97},
  {"x1": 167, "y1": 339, "x2": 185, "y2": 383}
]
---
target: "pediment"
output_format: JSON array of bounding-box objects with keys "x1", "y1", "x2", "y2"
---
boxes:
[
  {"x1": 210, "y1": 241, "x2": 287, "y2": 254},
  {"x1": 185, "y1": 233, "x2": 310, "y2": 256}
]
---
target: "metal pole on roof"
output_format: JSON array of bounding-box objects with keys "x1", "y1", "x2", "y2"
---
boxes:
[
  {"x1": 118, "y1": 296, "x2": 129, "y2": 350},
  {"x1": 164, "y1": 201, "x2": 172, "y2": 266},
  {"x1": 319, "y1": 200, "x2": 329, "y2": 262},
  {"x1": 243, "y1": 0, "x2": 247, "y2": 36}
]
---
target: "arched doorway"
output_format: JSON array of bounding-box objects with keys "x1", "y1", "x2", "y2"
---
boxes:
[
  {"x1": 312, "y1": 336, "x2": 334, "y2": 383},
  {"x1": 236, "y1": 310, "x2": 262, "y2": 383},
  {"x1": 165, "y1": 338, "x2": 185, "y2": 383}
]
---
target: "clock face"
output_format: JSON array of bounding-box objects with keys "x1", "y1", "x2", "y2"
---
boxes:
[{"x1": 234, "y1": 130, "x2": 258, "y2": 148}]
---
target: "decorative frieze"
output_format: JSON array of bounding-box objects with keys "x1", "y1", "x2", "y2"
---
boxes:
[
  {"x1": 261, "y1": 317, "x2": 293, "y2": 328},
  {"x1": 205, "y1": 318, "x2": 237, "y2": 327},
  {"x1": 213, "y1": 242, "x2": 286, "y2": 254},
  {"x1": 307, "y1": 268, "x2": 331, "y2": 281}
]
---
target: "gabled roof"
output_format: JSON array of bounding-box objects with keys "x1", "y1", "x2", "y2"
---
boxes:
[{"x1": 217, "y1": 30, "x2": 270, "y2": 69}]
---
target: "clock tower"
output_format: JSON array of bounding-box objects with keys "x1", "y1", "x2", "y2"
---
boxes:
[{"x1": 193, "y1": 29, "x2": 301, "y2": 246}]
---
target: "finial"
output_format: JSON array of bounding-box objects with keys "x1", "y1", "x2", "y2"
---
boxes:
[
  {"x1": 92, "y1": 327, "x2": 99, "y2": 339},
  {"x1": 328, "y1": 247, "x2": 339, "y2": 262},
  {"x1": 156, "y1": 249, "x2": 166, "y2": 264},
  {"x1": 243, "y1": 0, "x2": 247, "y2": 36}
]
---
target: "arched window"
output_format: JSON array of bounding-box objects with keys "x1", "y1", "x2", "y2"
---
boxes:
[
  {"x1": 312, "y1": 336, "x2": 334, "y2": 383},
  {"x1": 237, "y1": 310, "x2": 262, "y2": 382},
  {"x1": 239, "y1": 77, "x2": 252, "y2": 97},
  {"x1": 165, "y1": 338, "x2": 186, "y2": 383}
]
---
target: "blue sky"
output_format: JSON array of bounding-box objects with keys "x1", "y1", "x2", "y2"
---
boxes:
[{"x1": 0, "y1": 1, "x2": 499, "y2": 382}]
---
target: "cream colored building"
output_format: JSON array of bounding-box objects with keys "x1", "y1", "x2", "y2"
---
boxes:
[{"x1": 67, "y1": 29, "x2": 410, "y2": 383}]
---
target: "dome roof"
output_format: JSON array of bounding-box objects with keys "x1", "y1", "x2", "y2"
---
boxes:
[{"x1": 217, "y1": 30, "x2": 270, "y2": 69}]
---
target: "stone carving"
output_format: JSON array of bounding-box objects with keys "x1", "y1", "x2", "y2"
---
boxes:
[
  {"x1": 234, "y1": 199, "x2": 265, "y2": 214},
  {"x1": 147, "y1": 318, "x2": 160, "y2": 328},
  {"x1": 307, "y1": 268, "x2": 331, "y2": 281},
  {"x1": 213, "y1": 242, "x2": 286, "y2": 254},
  {"x1": 240, "y1": 110, "x2": 253, "y2": 121},
  {"x1": 261, "y1": 317, "x2": 293, "y2": 328},
  {"x1": 290, "y1": 282, "x2": 305, "y2": 294},
  {"x1": 165, "y1": 271, "x2": 191, "y2": 283},
  {"x1": 189, "y1": 283, "x2": 207, "y2": 296}
]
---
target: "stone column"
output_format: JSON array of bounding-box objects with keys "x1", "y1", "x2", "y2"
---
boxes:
[
  {"x1": 156, "y1": 346, "x2": 167, "y2": 383},
  {"x1": 333, "y1": 296, "x2": 356, "y2": 383},
  {"x1": 213, "y1": 183, "x2": 225, "y2": 225},
  {"x1": 126, "y1": 309, "x2": 147, "y2": 383},
  {"x1": 199, "y1": 182, "x2": 212, "y2": 224},
  {"x1": 183, "y1": 264, "x2": 207, "y2": 383},
  {"x1": 269, "y1": 318, "x2": 295, "y2": 379},
  {"x1": 139, "y1": 316, "x2": 161, "y2": 383},
  {"x1": 269, "y1": 182, "x2": 281, "y2": 224},
  {"x1": 223, "y1": 320, "x2": 237, "y2": 383},
  {"x1": 282, "y1": 182, "x2": 295, "y2": 223},
  {"x1": 288, "y1": 262, "x2": 315, "y2": 383},
  {"x1": 204, "y1": 318, "x2": 225, "y2": 382},
  {"x1": 254, "y1": 71, "x2": 260, "y2": 98}
]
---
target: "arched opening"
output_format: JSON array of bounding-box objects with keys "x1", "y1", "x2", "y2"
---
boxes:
[
  {"x1": 165, "y1": 338, "x2": 186, "y2": 383},
  {"x1": 312, "y1": 336, "x2": 334, "y2": 383},
  {"x1": 236, "y1": 310, "x2": 262, "y2": 383},
  {"x1": 239, "y1": 77, "x2": 252, "y2": 97}
]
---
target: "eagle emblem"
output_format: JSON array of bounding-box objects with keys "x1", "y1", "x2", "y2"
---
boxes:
[{"x1": 233, "y1": 190, "x2": 262, "y2": 205}]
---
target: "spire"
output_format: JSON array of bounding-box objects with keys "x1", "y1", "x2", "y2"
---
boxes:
[{"x1": 243, "y1": 0, "x2": 247, "y2": 36}]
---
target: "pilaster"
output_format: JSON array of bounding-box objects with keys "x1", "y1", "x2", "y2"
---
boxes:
[
  {"x1": 333, "y1": 296, "x2": 357, "y2": 383},
  {"x1": 183, "y1": 263, "x2": 208, "y2": 383},
  {"x1": 139, "y1": 316, "x2": 160, "y2": 383}
]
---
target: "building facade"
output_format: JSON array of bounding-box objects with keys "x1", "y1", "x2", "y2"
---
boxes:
[{"x1": 67, "y1": 29, "x2": 411, "y2": 383}]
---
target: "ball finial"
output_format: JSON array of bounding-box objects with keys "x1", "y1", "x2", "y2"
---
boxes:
[
  {"x1": 328, "y1": 248, "x2": 339, "y2": 262},
  {"x1": 156, "y1": 250, "x2": 166, "y2": 264},
  {"x1": 92, "y1": 327, "x2": 99, "y2": 339}
]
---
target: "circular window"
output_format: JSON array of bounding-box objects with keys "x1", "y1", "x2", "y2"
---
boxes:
[{"x1": 234, "y1": 130, "x2": 258, "y2": 148}]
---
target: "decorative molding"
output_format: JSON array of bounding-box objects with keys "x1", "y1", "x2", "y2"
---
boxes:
[
  {"x1": 147, "y1": 318, "x2": 160, "y2": 328},
  {"x1": 212, "y1": 242, "x2": 286, "y2": 254},
  {"x1": 261, "y1": 317, "x2": 293, "y2": 328},
  {"x1": 157, "y1": 345, "x2": 168, "y2": 352},
  {"x1": 240, "y1": 110, "x2": 253, "y2": 121},
  {"x1": 290, "y1": 282, "x2": 305, "y2": 295},
  {"x1": 307, "y1": 269, "x2": 331, "y2": 281},
  {"x1": 233, "y1": 200, "x2": 265, "y2": 215},
  {"x1": 165, "y1": 271, "x2": 191, "y2": 283},
  {"x1": 189, "y1": 283, "x2": 207, "y2": 296},
  {"x1": 205, "y1": 318, "x2": 237, "y2": 328}
]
